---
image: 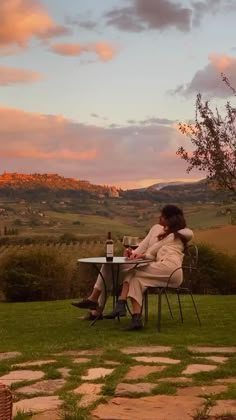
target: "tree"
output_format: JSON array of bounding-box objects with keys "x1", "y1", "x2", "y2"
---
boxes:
[{"x1": 177, "y1": 75, "x2": 236, "y2": 194}]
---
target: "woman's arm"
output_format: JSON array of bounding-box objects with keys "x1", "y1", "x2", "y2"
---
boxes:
[
  {"x1": 134, "y1": 224, "x2": 163, "y2": 255},
  {"x1": 145, "y1": 233, "x2": 175, "y2": 259},
  {"x1": 178, "y1": 228, "x2": 194, "y2": 242}
]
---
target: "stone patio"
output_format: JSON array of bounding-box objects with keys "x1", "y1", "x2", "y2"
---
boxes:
[{"x1": 0, "y1": 346, "x2": 236, "y2": 419}]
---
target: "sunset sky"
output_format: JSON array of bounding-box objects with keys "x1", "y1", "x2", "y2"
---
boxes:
[{"x1": 0, "y1": 0, "x2": 236, "y2": 189}]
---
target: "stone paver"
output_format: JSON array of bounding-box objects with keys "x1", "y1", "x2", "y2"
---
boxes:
[
  {"x1": 133, "y1": 356, "x2": 180, "y2": 364},
  {"x1": 74, "y1": 383, "x2": 103, "y2": 407},
  {"x1": 115, "y1": 383, "x2": 157, "y2": 396},
  {"x1": 73, "y1": 357, "x2": 91, "y2": 364},
  {"x1": 31, "y1": 410, "x2": 62, "y2": 420},
  {"x1": 158, "y1": 377, "x2": 193, "y2": 383},
  {"x1": 91, "y1": 395, "x2": 205, "y2": 420},
  {"x1": 177, "y1": 385, "x2": 227, "y2": 397},
  {"x1": 55, "y1": 350, "x2": 102, "y2": 356},
  {"x1": 208, "y1": 400, "x2": 236, "y2": 416},
  {"x1": 188, "y1": 346, "x2": 236, "y2": 354},
  {"x1": 81, "y1": 367, "x2": 114, "y2": 380},
  {"x1": 215, "y1": 377, "x2": 236, "y2": 384},
  {"x1": 13, "y1": 360, "x2": 56, "y2": 367},
  {"x1": 79, "y1": 394, "x2": 101, "y2": 408},
  {"x1": 13, "y1": 396, "x2": 62, "y2": 416},
  {"x1": 104, "y1": 360, "x2": 120, "y2": 366},
  {"x1": 182, "y1": 364, "x2": 217, "y2": 375},
  {"x1": 4, "y1": 345, "x2": 236, "y2": 419},
  {"x1": 16, "y1": 379, "x2": 66, "y2": 395},
  {"x1": 196, "y1": 356, "x2": 228, "y2": 364},
  {"x1": 57, "y1": 367, "x2": 70, "y2": 378},
  {"x1": 121, "y1": 346, "x2": 172, "y2": 354},
  {"x1": 73, "y1": 383, "x2": 103, "y2": 395},
  {"x1": 0, "y1": 370, "x2": 44, "y2": 385},
  {"x1": 0, "y1": 351, "x2": 22, "y2": 361},
  {"x1": 124, "y1": 365, "x2": 166, "y2": 380}
]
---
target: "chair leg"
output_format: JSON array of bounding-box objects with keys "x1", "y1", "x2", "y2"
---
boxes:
[
  {"x1": 157, "y1": 292, "x2": 162, "y2": 332},
  {"x1": 143, "y1": 292, "x2": 148, "y2": 324},
  {"x1": 177, "y1": 291, "x2": 184, "y2": 323},
  {"x1": 164, "y1": 291, "x2": 174, "y2": 319},
  {"x1": 189, "y1": 292, "x2": 201, "y2": 326}
]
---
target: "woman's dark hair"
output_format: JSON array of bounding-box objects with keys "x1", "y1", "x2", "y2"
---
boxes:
[{"x1": 158, "y1": 204, "x2": 187, "y2": 245}]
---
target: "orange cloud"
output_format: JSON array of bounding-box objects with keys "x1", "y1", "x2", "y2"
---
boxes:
[
  {"x1": 50, "y1": 43, "x2": 82, "y2": 56},
  {"x1": 0, "y1": 0, "x2": 67, "y2": 50},
  {"x1": 50, "y1": 42, "x2": 117, "y2": 61},
  {"x1": 209, "y1": 54, "x2": 235, "y2": 71},
  {"x1": 0, "y1": 66, "x2": 42, "y2": 86},
  {"x1": 1, "y1": 149, "x2": 97, "y2": 160},
  {"x1": 92, "y1": 42, "x2": 117, "y2": 61}
]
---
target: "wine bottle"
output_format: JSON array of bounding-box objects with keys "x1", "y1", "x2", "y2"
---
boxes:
[{"x1": 106, "y1": 231, "x2": 114, "y2": 261}]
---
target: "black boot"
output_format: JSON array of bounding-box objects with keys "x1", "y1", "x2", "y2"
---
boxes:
[
  {"x1": 124, "y1": 313, "x2": 143, "y2": 331},
  {"x1": 104, "y1": 299, "x2": 127, "y2": 319}
]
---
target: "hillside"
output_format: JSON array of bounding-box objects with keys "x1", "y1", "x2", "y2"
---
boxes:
[
  {"x1": 0, "y1": 172, "x2": 120, "y2": 198},
  {"x1": 121, "y1": 179, "x2": 234, "y2": 203},
  {"x1": 0, "y1": 172, "x2": 234, "y2": 203}
]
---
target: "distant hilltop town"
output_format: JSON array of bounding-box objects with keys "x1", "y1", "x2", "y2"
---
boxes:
[{"x1": 0, "y1": 172, "x2": 120, "y2": 197}]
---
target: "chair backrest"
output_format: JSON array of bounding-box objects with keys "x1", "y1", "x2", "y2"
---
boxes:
[
  {"x1": 182, "y1": 244, "x2": 198, "y2": 288},
  {"x1": 183, "y1": 244, "x2": 198, "y2": 269}
]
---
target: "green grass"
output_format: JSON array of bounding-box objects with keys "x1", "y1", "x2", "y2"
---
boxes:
[
  {"x1": 1, "y1": 295, "x2": 236, "y2": 420},
  {"x1": 0, "y1": 295, "x2": 236, "y2": 354}
]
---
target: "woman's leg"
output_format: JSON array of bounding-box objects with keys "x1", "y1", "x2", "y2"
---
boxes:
[
  {"x1": 72, "y1": 264, "x2": 111, "y2": 311},
  {"x1": 103, "y1": 271, "x2": 134, "y2": 319}
]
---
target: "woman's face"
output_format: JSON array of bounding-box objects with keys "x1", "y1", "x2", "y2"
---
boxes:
[{"x1": 159, "y1": 213, "x2": 168, "y2": 227}]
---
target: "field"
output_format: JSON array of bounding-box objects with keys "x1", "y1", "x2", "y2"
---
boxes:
[
  {"x1": 194, "y1": 225, "x2": 236, "y2": 255},
  {"x1": 0, "y1": 199, "x2": 236, "y2": 259}
]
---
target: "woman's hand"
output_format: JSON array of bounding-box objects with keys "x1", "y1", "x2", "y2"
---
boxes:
[
  {"x1": 129, "y1": 253, "x2": 145, "y2": 260},
  {"x1": 123, "y1": 247, "x2": 133, "y2": 258}
]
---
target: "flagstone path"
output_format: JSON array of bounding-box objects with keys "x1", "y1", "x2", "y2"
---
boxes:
[{"x1": 0, "y1": 346, "x2": 236, "y2": 419}]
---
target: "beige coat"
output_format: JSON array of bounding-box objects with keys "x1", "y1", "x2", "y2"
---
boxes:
[{"x1": 125, "y1": 229, "x2": 193, "y2": 307}]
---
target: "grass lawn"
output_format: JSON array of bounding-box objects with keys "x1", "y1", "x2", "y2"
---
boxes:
[
  {"x1": 1, "y1": 295, "x2": 236, "y2": 354},
  {"x1": 1, "y1": 296, "x2": 236, "y2": 420}
]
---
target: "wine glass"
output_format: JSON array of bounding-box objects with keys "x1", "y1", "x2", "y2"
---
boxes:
[
  {"x1": 122, "y1": 236, "x2": 131, "y2": 248},
  {"x1": 129, "y1": 236, "x2": 139, "y2": 250}
]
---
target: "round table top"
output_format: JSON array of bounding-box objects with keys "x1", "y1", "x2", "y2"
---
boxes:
[{"x1": 78, "y1": 256, "x2": 151, "y2": 264}]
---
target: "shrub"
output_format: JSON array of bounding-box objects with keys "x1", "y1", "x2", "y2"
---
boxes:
[
  {"x1": 0, "y1": 246, "x2": 79, "y2": 302},
  {"x1": 59, "y1": 232, "x2": 78, "y2": 244},
  {"x1": 192, "y1": 243, "x2": 236, "y2": 294}
]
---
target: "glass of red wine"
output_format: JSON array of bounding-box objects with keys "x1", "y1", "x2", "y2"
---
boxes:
[{"x1": 129, "y1": 236, "x2": 139, "y2": 250}]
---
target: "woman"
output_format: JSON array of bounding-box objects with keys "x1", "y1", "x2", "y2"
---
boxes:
[{"x1": 104, "y1": 204, "x2": 193, "y2": 330}]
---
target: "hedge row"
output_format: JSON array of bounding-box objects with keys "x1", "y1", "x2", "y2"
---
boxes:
[{"x1": 0, "y1": 243, "x2": 235, "y2": 302}]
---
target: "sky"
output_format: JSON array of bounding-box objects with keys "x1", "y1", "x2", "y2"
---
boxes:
[{"x1": 0, "y1": 0, "x2": 236, "y2": 190}]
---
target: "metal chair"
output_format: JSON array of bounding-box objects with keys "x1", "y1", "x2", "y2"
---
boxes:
[{"x1": 143, "y1": 244, "x2": 201, "y2": 331}]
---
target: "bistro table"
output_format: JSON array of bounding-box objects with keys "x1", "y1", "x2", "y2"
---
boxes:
[{"x1": 78, "y1": 256, "x2": 151, "y2": 325}]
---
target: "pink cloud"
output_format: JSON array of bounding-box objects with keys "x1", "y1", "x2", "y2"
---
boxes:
[
  {"x1": 0, "y1": 66, "x2": 42, "y2": 86},
  {"x1": 208, "y1": 54, "x2": 235, "y2": 72},
  {"x1": 50, "y1": 42, "x2": 117, "y2": 61},
  {"x1": 0, "y1": 106, "x2": 201, "y2": 186},
  {"x1": 92, "y1": 42, "x2": 117, "y2": 61},
  {"x1": 50, "y1": 43, "x2": 83, "y2": 56},
  {"x1": 1, "y1": 149, "x2": 97, "y2": 161},
  {"x1": 172, "y1": 53, "x2": 236, "y2": 98},
  {"x1": 0, "y1": 0, "x2": 67, "y2": 51}
]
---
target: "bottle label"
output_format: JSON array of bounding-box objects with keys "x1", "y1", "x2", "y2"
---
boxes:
[{"x1": 106, "y1": 244, "x2": 114, "y2": 257}]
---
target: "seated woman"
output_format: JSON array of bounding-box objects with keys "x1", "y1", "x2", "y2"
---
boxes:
[
  {"x1": 104, "y1": 205, "x2": 193, "y2": 330},
  {"x1": 72, "y1": 214, "x2": 166, "y2": 319},
  {"x1": 73, "y1": 205, "x2": 192, "y2": 322}
]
